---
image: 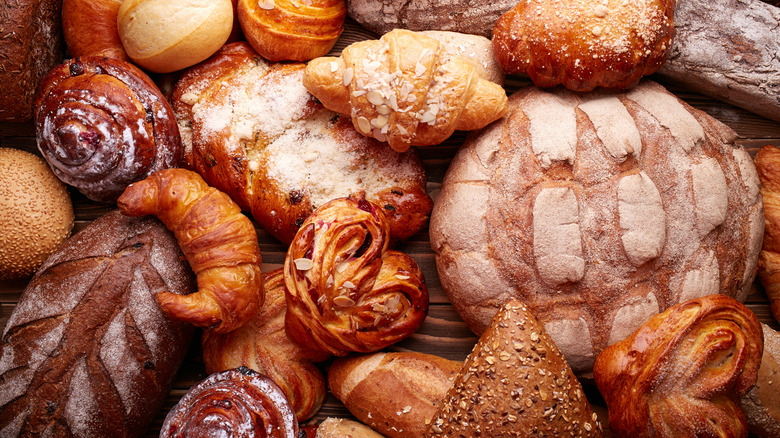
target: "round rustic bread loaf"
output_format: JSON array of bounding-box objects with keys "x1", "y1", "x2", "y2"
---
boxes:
[{"x1": 430, "y1": 80, "x2": 764, "y2": 374}]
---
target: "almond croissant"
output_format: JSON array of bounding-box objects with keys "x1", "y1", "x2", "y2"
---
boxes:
[
  {"x1": 118, "y1": 168, "x2": 263, "y2": 333},
  {"x1": 594, "y1": 294, "x2": 763, "y2": 438},
  {"x1": 754, "y1": 145, "x2": 780, "y2": 324},
  {"x1": 302, "y1": 29, "x2": 508, "y2": 152}
]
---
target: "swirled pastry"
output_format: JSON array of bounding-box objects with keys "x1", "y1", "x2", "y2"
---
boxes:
[
  {"x1": 492, "y1": 0, "x2": 676, "y2": 91},
  {"x1": 594, "y1": 294, "x2": 763, "y2": 438},
  {"x1": 171, "y1": 42, "x2": 432, "y2": 244},
  {"x1": 284, "y1": 197, "x2": 428, "y2": 357},
  {"x1": 35, "y1": 56, "x2": 181, "y2": 202},
  {"x1": 303, "y1": 29, "x2": 508, "y2": 152},
  {"x1": 202, "y1": 269, "x2": 326, "y2": 421},
  {"x1": 160, "y1": 367, "x2": 299, "y2": 438},
  {"x1": 118, "y1": 168, "x2": 263, "y2": 334}
]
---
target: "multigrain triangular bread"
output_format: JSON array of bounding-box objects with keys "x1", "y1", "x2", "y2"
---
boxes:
[{"x1": 425, "y1": 298, "x2": 603, "y2": 437}]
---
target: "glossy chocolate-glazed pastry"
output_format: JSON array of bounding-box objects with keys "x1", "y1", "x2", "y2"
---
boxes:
[
  {"x1": 118, "y1": 168, "x2": 263, "y2": 334},
  {"x1": 202, "y1": 269, "x2": 327, "y2": 421},
  {"x1": 284, "y1": 197, "x2": 428, "y2": 357},
  {"x1": 35, "y1": 56, "x2": 181, "y2": 202},
  {"x1": 160, "y1": 367, "x2": 299, "y2": 438},
  {"x1": 594, "y1": 294, "x2": 763, "y2": 438},
  {"x1": 170, "y1": 42, "x2": 432, "y2": 244}
]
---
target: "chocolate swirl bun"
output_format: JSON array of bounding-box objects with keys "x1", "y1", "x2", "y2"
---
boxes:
[
  {"x1": 35, "y1": 56, "x2": 181, "y2": 203},
  {"x1": 594, "y1": 294, "x2": 763, "y2": 438},
  {"x1": 160, "y1": 367, "x2": 299, "y2": 438},
  {"x1": 284, "y1": 197, "x2": 429, "y2": 357}
]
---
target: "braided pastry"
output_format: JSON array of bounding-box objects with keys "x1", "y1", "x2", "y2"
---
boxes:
[
  {"x1": 118, "y1": 168, "x2": 263, "y2": 334},
  {"x1": 35, "y1": 56, "x2": 180, "y2": 203},
  {"x1": 238, "y1": 0, "x2": 346, "y2": 61},
  {"x1": 160, "y1": 367, "x2": 299, "y2": 438},
  {"x1": 594, "y1": 294, "x2": 763, "y2": 438},
  {"x1": 755, "y1": 145, "x2": 780, "y2": 324},
  {"x1": 284, "y1": 197, "x2": 428, "y2": 357},
  {"x1": 202, "y1": 269, "x2": 327, "y2": 421},
  {"x1": 303, "y1": 29, "x2": 508, "y2": 152}
]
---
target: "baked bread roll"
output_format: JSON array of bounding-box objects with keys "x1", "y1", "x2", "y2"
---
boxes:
[
  {"x1": 202, "y1": 269, "x2": 326, "y2": 421},
  {"x1": 0, "y1": 0, "x2": 63, "y2": 122},
  {"x1": 0, "y1": 210, "x2": 195, "y2": 437},
  {"x1": 492, "y1": 0, "x2": 676, "y2": 91},
  {"x1": 171, "y1": 42, "x2": 432, "y2": 244},
  {"x1": 118, "y1": 168, "x2": 263, "y2": 334},
  {"x1": 430, "y1": 80, "x2": 764, "y2": 374},
  {"x1": 315, "y1": 418, "x2": 385, "y2": 437},
  {"x1": 594, "y1": 294, "x2": 763, "y2": 437},
  {"x1": 34, "y1": 56, "x2": 181, "y2": 203},
  {"x1": 303, "y1": 29, "x2": 508, "y2": 152},
  {"x1": 160, "y1": 367, "x2": 299, "y2": 437},
  {"x1": 62, "y1": 0, "x2": 128, "y2": 61},
  {"x1": 345, "y1": 0, "x2": 517, "y2": 38},
  {"x1": 328, "y1": 352, "x2": 461, "y2": 438},
  {"x1": 284, "y1": 197, "x2": 429, "y2": 357},
  {"x1": 238, "y1": 0, "x2": 346, "y2": 61},
  {"x1": 741, "y1": 323, "x2": 780, "y2": 437},
  {"x1": 425, "y1": 298, "x2": 603, "y2": 437},
  {"x1": 754, "y1": 145, "x2": 780, "y2": 323}
]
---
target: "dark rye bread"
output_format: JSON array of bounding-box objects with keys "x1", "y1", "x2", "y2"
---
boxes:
[
  {"x1": 0, "y1": 0, "x2": 63, "y2": 122},
  {"x1": 0, "y1": 210, "x2": 196, "y2": 437}
]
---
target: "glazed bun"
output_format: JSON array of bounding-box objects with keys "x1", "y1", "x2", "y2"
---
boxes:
[{"x1": 117, "y1": 0, "x2": 233, "y2": 73}]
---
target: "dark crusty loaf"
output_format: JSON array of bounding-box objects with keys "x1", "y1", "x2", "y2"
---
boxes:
[
  {"x1": 0, "y1": 210, "x2": 196, "y2": 437},
  {"x1": 0, "y1": 0, "x2": 64, "y2": 122}
]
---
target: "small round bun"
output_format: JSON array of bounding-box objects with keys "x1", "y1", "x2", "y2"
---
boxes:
[
  {"x1": 0, "y1": 148, "x2": 74, "y2": 280},
  {"x1": 118, "y1": 0, "x2": 233, "y2": 73}
]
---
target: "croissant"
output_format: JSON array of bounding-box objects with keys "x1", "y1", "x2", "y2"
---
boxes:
[
  {"x1": 302, "y1": 29, "x2": 509, "y2": 152},
  {"x1": 160, "y1": 367, "x2": 299, "y2": 438},
  {"x1": 284, "y1": 196, "x2": 428, "y2": 357},
  {"x1": 118, "y1": 168, "x2": 263, "y2": 334},
  {"x1": 34, "y1": 56, "x2": 181, "y2": 203},
  {"x1": 202, "y1": 268, "x2": 327, "y2": 421},
  {"x1": 238, "y1": 0, "x2": 346, "y2": 61},
  {"x1": 594, "y1": 294, "x2": 763, "y2": 438},
  {"x1": 755, "y1": 145, "x2": 780, "y2": 324}
]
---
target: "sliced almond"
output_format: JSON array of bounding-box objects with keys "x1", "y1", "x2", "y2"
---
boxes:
[
  {"x1": 293, "y1": 258, "x2": 313, "y2": 271},
  {"x1": 333, "y1": 296, "x2": 355, "y2": 307}
]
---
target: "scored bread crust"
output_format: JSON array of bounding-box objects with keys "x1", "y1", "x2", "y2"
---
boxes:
[
  {"x1": 430, "y1": 80, "x2": 764, "y2": 374},
  {"x1": 171, "y1": 42, "x2": 432, "y2": 244}
]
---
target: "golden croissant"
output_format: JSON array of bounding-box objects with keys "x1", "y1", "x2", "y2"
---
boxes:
[
  {"x1": 755, "y1": 145, "x2": 780, "y2": 324},
  {"x1": 302, "y1": 29, "x2": 508, "y2": 152},
  {"x1": 118, "y1": 168, "x2": 263, "y2": 334},
  {"x1": 594, "y1": 294, "x2": 763, "y2": 438}
]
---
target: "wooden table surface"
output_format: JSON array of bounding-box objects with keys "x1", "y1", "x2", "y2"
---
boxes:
[{"x1": 2, "y1": 20, "x2": 780, "y2": 437}]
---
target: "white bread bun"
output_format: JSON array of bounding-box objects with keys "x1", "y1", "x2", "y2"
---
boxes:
[
  {"x1": 0, "y1": 148, "x2": 74, "y2": 279},
  {"x1": 117, "y1": 0, "x2": 233, "y2": 73}
]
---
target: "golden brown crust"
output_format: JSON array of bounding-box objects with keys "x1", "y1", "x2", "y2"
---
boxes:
[
  {"x1": 741, "y1": 323, "x2": 780, "y2": 437},
  {"x1": 170, "y1": 42, "x2": 432, "y2": 244},
  {"x1": 303, "y1": 29, "x2": 508, "y2": 152},
  {"x1": 594, "y1": 294, "x2": 763, "y2": 438},
  {"x1": 34, "y1": 56, "x2": 181, "y2": 202},
  {"x1": 425, "y1": 298, "x2": 603, "y2": 437},
  {"x1": 328, "y1": 352, "x2": 461, "y2": 438},
  {"x1": 492, "y1": 0, "x2": 676, "y2": 91},
  {"x1": 284, "y1": 197, "x2": 428, "y2": 357},
  {"x1": 62, "y1": 0, "x2": 128, "y2": 61},
  {"x1": 118, "y1": 168, "x2": 263, "y2": 334},
  {"x1": 755, "y1": 145, "x2": 780, "y2": 324},
  {"x1": 238, "y1": 0, "x2": 346, "y2": 61},
  {"x1": 202, "y1": 269, "x2": 326, "y2": 421},
  {"x1": 315, "y1": 418, "x2": 385, "y2": 437}
]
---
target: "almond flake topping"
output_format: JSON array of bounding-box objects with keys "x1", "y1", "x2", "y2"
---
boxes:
[
  {"x1": 258, "y1": 0, "x2": 275, "y2": 9},
  {"x1": 415, "y1": 62, "x2": 426, "y2": 77},
  {"x1": 395, "y1": 274, "x2": 410, "y2": 280},
  {"x1": 293, "y1": 258, "x2": 313, "y2": 270},
  {"x1": 342, "y1": 280, "x2": 356, "y2": 289},
  {"x1": 330, "y1": 62, "x2": 338, "y2": 72},
  {"x1": 333, "y1": 296, "x2": 355, "y2": 307},
  {"x1": 343, "y1": 67, "x2": 354, "y2": 86},
  {"x1": 356, "y1": 116, "x2": 371, "y2": 133}
]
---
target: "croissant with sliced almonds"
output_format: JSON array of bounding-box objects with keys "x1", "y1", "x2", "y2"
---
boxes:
[
  {"x1": 118, "y1": 168, "x2": 263, "y2": 334},
  {"x1": 284, "y1": 196, "x2": 428, "y2": 357},
  {"x1": 594, "y1": 294, "x2": 763, "y2": 438},
  {"x1": 303, "y1": 29, "x2": 508, "y2": 152}
]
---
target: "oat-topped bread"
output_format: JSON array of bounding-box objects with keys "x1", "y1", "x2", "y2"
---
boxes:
[
  {"x1": 430, "y1": 80, "x2": 764, "y2": 374},
  {"x1": 171, "y1": 42, "x2": 432, "y2": 244}
]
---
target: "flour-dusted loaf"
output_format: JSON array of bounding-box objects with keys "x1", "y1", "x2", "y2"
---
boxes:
[
  {"x1": 345, "y1": 0, "x2": 516, "y2": 38},
  {"x1": 0, "y1": 0, "x2": 63, "y2": 122},
  {"x1": 0, "y1": 210, "x2": 195, "y2": 437},
  {"x1": 430, "y1": 80, "x2": 764, "y2": 374}
]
